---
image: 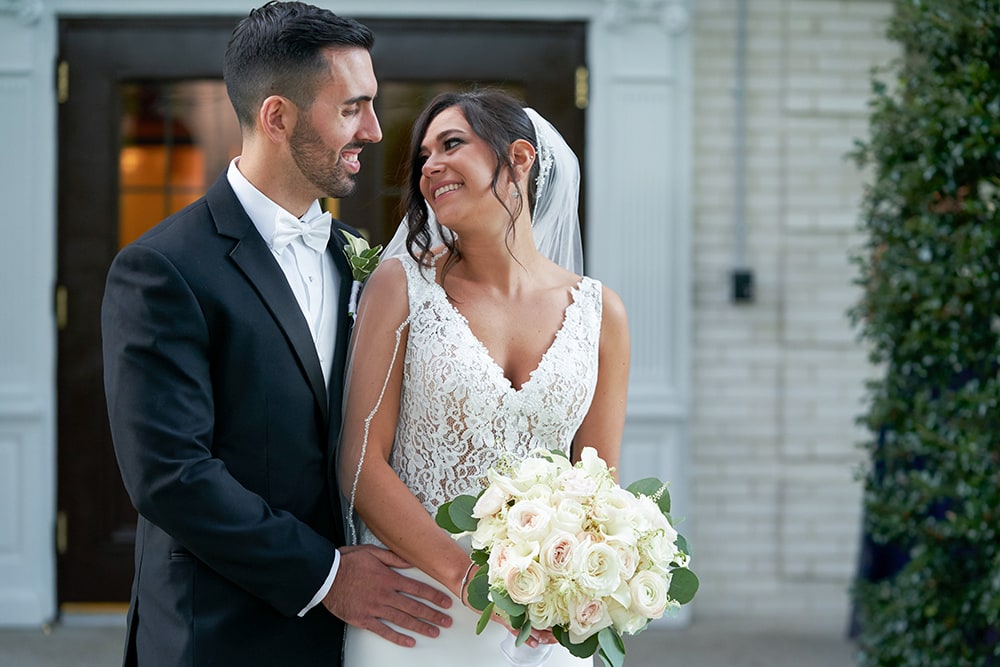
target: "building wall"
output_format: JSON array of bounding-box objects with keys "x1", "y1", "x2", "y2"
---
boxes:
[{"x1": 688, "y1": 0, "x2": 895, "y2": 627}]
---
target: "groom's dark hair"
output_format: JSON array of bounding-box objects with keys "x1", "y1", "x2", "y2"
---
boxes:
[{"x1": 224, "y1": 1, "x2": 374, "y2": 129}]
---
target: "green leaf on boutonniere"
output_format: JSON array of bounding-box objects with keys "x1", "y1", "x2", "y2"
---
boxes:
[{"x1": 339, "y1": 229, "x2": 382, "y2": 282}]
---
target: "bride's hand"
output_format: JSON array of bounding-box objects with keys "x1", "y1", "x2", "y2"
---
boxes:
[{"x1": 461, "y1": 566, "x2": 556, "y2": 649}]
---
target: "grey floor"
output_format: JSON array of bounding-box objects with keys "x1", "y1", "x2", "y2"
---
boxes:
[{"x1": 0, "y1": 616, "x2": 858, "y2": 667}]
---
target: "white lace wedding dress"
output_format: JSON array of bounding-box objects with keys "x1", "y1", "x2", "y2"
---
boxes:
[{"x1": 342, "y1": 255, "x2": 601, "y2": 666}]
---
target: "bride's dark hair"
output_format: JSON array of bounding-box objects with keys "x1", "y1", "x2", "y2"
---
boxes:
[{"x1": 402, "y1": 89, "x2": 541, "y2": 274}]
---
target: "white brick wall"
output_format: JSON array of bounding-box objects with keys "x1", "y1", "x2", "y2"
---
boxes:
[{"x1": 689, "y1": 0, "x2": 896, "y2": 629}]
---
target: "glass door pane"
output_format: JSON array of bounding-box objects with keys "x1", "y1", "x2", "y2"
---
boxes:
[{"x1": 118, "y1": 80, "x2": 241, "y2": 248}]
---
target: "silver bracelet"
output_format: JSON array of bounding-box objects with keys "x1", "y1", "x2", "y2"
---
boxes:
[{"x1": 459, "y1": 562, "x2": 476, "y2": 603}]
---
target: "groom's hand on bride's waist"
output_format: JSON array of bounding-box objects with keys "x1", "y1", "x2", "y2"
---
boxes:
[{"x1": 323, "y1": 545, "x2": 453, "y2": 647}]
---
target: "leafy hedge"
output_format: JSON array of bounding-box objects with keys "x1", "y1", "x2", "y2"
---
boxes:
[{"x1": 850, "y1": 1, "x2": 1000, "y2": 665}]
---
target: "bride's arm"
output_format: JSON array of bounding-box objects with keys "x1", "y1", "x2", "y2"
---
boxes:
[
  {"x1": 338, "y1": 260, "x2": 475, "y2": 603},
  {"x1": 572, "y1": 284, "x2": 630, "y2": 476}
]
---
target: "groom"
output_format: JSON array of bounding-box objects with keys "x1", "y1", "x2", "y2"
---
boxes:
[{"x1": 102, "y1": 3, "x2": 450, "y2": 665}]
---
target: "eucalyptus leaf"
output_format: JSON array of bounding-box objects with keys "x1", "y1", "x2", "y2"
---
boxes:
[
  {"x1": 553, "y1": 626, "x2": 600, "y2": 658},
  {"x1": 447, "y1": 494, "x2": 479, "y2": 532},
  {"x1": 675, "y1": 534, "x2": 691, "y2": 556},
  {"x1": 491, "y1": 588, "x2": 526, "y2": 619},
  {"x1": 668, "y1": 567, "x2": 700, "y2": 605},
  {"x1": 467, "y1": 572, "x2": 491, "y2": 611},
  {"x1": 433, "y1": 502, "x2": 460, "y2": 533},
  {"x1": 597, "y1": 628, "x2": 626, "y2": 667},
  {"x1": 626, "y1": 477, "x2": 671, "y2": 514},
  {"x1": 475, "y1": 602, "x2": 494, "y2": 635},
  {"x1": 515, "y1": 620, "x2": 532, "y2": 646}
]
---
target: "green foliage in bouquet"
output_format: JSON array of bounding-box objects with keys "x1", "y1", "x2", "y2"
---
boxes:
[
  {"x1": 435, "y1": 448, "x2": 698, "y2": 667},
  {"x1": 849, "y1": 1, "x2": 1000, "y2": 664}
]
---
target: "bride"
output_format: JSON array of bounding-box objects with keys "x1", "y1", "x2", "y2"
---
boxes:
[{"x1": 338, "y1": 89, "x2": 630, "y2": 665}]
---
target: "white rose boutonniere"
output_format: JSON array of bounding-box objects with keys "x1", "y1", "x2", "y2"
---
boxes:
[{"x1": 340, "y1": 230, "x2": 383, "y2": 319}]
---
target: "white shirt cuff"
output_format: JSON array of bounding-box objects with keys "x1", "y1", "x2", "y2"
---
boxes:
[{"x1": 297, "y1": 549, "x2": 340, "y2": 617}]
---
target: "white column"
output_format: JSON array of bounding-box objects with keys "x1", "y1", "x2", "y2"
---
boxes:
[
  {"x1": 0, "y1": 0, "x2": 57, "y2": 626},
  {"x1": 586, "y1": 0, "x2": 694, "y2": 622}
]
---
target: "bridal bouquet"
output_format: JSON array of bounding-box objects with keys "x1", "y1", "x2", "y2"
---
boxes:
[{"x1": 435, "y1": 447, "x2": 698, "y2": 667}]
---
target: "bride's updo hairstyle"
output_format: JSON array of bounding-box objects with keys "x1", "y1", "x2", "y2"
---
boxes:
[{"x1": 402, "y1": 89, "x2": 541, "y2": 271}]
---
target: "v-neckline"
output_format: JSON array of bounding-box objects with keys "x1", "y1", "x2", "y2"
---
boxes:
[{"x1": 426, "y1": 266, "x2": 585, "y2": 394}]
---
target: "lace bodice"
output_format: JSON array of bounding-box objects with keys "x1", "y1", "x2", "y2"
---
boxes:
[{"x1": 358, "y1": 255, "x2": 602, "y2": 545}]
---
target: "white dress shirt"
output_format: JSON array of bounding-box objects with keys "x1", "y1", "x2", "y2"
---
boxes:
[{"x1": 226, "y1": 158, "x2": 341, "y2": 616}]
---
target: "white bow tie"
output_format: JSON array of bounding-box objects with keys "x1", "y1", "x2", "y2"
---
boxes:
[{"x1": 271, "y1": 210, "x2": 332, "y2": 254}]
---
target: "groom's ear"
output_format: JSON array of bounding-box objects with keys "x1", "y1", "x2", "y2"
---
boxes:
[
  {"x1": 259, "y1": 95, "x2": 297, "y2": 145},
  {"x1": 509, "y1": 139, "x2": 536, "y2": 183}
]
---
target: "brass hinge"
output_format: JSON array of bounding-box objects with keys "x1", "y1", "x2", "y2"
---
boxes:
[
  {"x1": 56, "y1": 511, "x2": 68, "y2": 555},
  {"x1": 574, "y1": 66, "x2": 589, "y2": 110},
  {"x1": 57, "y1": 60, "x2": 69, "y2": 104},
  {"x1": 55, "y1": 285, "x2": 68, "y2": 330}
]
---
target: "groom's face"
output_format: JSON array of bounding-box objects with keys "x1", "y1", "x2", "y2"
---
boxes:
[{"x1": 289, "y1": 46, "x2": 382, "y2": 199}]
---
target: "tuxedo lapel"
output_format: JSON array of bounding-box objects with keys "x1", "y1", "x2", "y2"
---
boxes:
[
  {"x1": 325, "y1": 220, "x2": 357, "y2": 545},
  {"x1": 206, "y1": 175, "x2": 330, "y2": 423},
  {"x1": 326, "y1": 219, "x2": 356, "y2": 429}
]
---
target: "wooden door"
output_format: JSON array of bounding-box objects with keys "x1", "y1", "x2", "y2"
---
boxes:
[{"x1": 56, "y1": 16, "x2": 585, "y2": 604}]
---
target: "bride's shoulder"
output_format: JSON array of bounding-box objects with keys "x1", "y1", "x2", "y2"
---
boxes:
[
  {"x1": 356, "y1": 256, "x2": 409, "y2": 314},
  {"x1": 594, "y1": 281, "x2": 628, "y2": 331}
]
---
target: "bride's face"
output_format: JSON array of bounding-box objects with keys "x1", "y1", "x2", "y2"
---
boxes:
[{"x1": 417, "y1": 106, "x2": 509, "y2": 230}]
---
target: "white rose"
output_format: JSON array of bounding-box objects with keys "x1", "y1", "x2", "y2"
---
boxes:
[
  {"x1": 512, "y1": 456, "x2": 559, "y2": 492},
  {"x1": 628, "y1": 569, "x2": 670, "y2": 619},
  {"x1": 551, "y1": 498, "x2": 587, "y2": 535},
  {"x1": 489, "y1": 539, "x2": 540, "y2": 586},
  {"x1": 528, "y1": 593, "x2": 569, "y2": 630},
  {"x1": 607, "y1": 538, "x2": 640, "y2": 581},
  {"x1": 487, "y1": 468, "x2": 523, "y2": 497},
  {"x1": 607, "y1": 598, "x2": 649, "y2": 635},
  {"x1": 578, "y1": 446, "x2": 611, "y2": 479},
  {"x1": 574, "y1": 537, "x2": 622, "y2": 598},
  {"x1": 640, "y1": 529, "x2": 680, "y2": 574},
  {"x1": 554, "y1": 468, "x2": 599, "y2": 500},
  {"x1": 471, "y1": 514, "x2": 507, "y2": 551},
  {"x1": 540, "y1": 531, "x2": 579, "y2": 576},
  {"x1": 567, "y1": 595, "x2": 613, "y2": 644},
  {"x1": 593, "y1": 488, "x2": 638, "y2": 544},
  {"x1": 635, "y1": 494, "x2": 675, "y2": 537},
  {"x1": 472, "y1": 484, "x2": 510, "y2": 519},
  {"x1": 506, "y1": 500, "x2": 553, "y2": 545},
  {"x1": 504, "y1": 560, "x2": 549, "y2": 605},
  {"x1": 521, "y1": 482, "x2": 554, "y2": 505}
]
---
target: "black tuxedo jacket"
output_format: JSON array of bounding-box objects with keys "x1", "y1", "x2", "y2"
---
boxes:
[{"x1": 102, "y1": 173, "x2": 357, "y2": 666}]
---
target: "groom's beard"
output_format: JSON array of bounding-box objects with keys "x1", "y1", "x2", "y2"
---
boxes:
[{"x1": 290, "y1": 116, "x2": 361, "y2": 199}]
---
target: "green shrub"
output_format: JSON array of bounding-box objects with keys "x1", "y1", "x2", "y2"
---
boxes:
[{"x1": 850, "y1": 1, "x2": 1000, "y2": 665}]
